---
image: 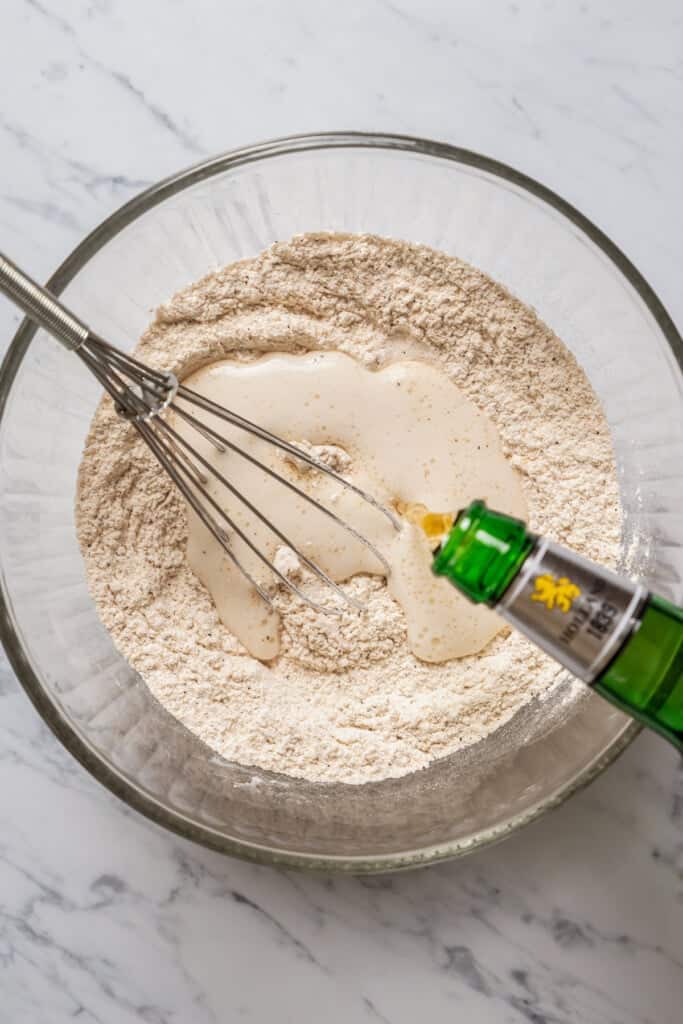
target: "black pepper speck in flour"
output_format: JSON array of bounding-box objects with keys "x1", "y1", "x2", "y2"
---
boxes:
[{"x1": 76, "y1": 233, "x2": 621, "y2": 784}]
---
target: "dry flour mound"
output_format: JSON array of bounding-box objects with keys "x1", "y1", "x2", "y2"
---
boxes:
[{"x1": 76, "y1": 233, "x2": 621, "y2": 784}]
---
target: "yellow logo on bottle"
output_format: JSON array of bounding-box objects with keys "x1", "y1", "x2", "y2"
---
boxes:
[{"x1": 531, "y1": 574, "x2": 581, "y2": 613}]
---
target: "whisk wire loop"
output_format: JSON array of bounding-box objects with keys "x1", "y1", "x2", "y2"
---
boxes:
[{"x1": 0, "y1": 253, "x2": 399, "y2": 616}]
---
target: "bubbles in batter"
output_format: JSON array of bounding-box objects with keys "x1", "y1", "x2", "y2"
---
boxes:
[{"x1": 173, "y1": 351, "x2": 527, "y2": 663}]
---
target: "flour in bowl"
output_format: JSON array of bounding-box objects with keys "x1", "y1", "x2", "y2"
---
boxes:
[{"x1": 76, "y1": 233, "x2": 621, "y2": 784}]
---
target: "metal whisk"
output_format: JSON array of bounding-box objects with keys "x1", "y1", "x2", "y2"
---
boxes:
[{"x1": 0, "y1": 253, "x2": 399, "y2": 614}]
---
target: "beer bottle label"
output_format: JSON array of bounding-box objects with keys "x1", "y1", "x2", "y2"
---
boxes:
[{"x1": 498, "y1": 539, "x2": 646, "y2": 682}]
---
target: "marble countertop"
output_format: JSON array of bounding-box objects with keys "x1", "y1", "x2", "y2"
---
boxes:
[{"x1": 1, "y1": 1, "x2": 682, "y2": 1021}]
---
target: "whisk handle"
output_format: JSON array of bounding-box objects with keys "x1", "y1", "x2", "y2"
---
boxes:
[{"x1": 0, "y1": 252, "x2": 90, "y2": 351}]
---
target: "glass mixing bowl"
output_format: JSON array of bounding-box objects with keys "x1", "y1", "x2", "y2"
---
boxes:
[{"x1": 1, "y1": 133, "x2": 682, "y2": 871}]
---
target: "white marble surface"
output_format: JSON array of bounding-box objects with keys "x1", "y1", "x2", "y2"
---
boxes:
[{"x1": 1, "y1": 1, "x2": 682, "y2": 1021}]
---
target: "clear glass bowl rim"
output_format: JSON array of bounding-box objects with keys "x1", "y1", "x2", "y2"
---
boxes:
[{"x1": 1, "y1": 131, "x2": 679, "y2": 872}]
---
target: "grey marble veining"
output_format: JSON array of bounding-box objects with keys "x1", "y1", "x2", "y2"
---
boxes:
[{"x1": 0, "y1": 1, "x2": 682, "y2": 1021}]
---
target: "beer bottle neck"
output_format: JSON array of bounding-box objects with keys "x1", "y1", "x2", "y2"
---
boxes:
[
  {"x1": 433, "y1": 502, "x2": 682, "y2": 752},
  {"x1": 431, "y1": 500, "x2": 535, "y2": 606},
  {"x1": 434, "y1": 501, "x2": 645, "y2": 684}
]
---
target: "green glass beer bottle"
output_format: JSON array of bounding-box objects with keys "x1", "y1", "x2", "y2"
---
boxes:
[{"x1": 432, "y1": 500, "x2": 683, "y2": 752}]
